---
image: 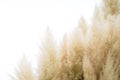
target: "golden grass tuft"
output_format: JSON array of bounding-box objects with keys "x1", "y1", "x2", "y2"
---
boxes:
[{"x1": 12, "y1": 0, "x2": 120, "y2": 80}]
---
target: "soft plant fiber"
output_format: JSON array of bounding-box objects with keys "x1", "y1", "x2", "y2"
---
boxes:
[{"x1": 12, "y1": 0, "x2": 120, "y2": 80}]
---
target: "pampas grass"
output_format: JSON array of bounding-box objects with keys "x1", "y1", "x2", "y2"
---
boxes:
[
  {"x1": 12, "y1": 0, "x2": 120, "y2": 80},
  {"x1": 11, "y1": 55, "x2": 34, "y2": 80},
  {"x1": 37, "y1": 28, "x2": 59, "y2": 80}
]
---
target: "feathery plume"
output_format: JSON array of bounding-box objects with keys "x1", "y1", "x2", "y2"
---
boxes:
[
  {"x1": 37, "y1": 28, "x2": 59, "y2": 80},
  {"x1": 11, "y1": 0, "x2": 120, "y2": 80},
  {"x1": 11, "y1": 55, "x2": 34, "y2": 80},
  {"x1": 66, "y1": 27, "x2": 84, "y2": 80},
  {"x1": 102, "y1": 0, "x2": 120, "y2": 16}
]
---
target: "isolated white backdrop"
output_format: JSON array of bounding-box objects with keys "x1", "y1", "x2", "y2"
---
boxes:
[{"x1": 0, "y1": 0, "x2": 100, "y2": 80}]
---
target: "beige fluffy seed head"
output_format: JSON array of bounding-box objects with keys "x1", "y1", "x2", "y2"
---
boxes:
[
  {"x1": 11, "y1": 55, "x2": 34, "y2": 80},
  {"x1": 12, "y1": 0, "x2": 120, "y2": 80}
]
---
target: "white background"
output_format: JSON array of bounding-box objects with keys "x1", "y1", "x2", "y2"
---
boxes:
[{"x1": 0, "y1": 0, "x2": 100, "y2": 80}]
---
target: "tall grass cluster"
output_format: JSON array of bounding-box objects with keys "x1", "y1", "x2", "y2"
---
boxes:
[{"x1": 12, "y1": 0, "x2": 120, "y2": 80}]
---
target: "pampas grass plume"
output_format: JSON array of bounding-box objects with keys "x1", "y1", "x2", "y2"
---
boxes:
[{"x1": 11, "y1": 0, "x2": 120, "y2": 80}]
